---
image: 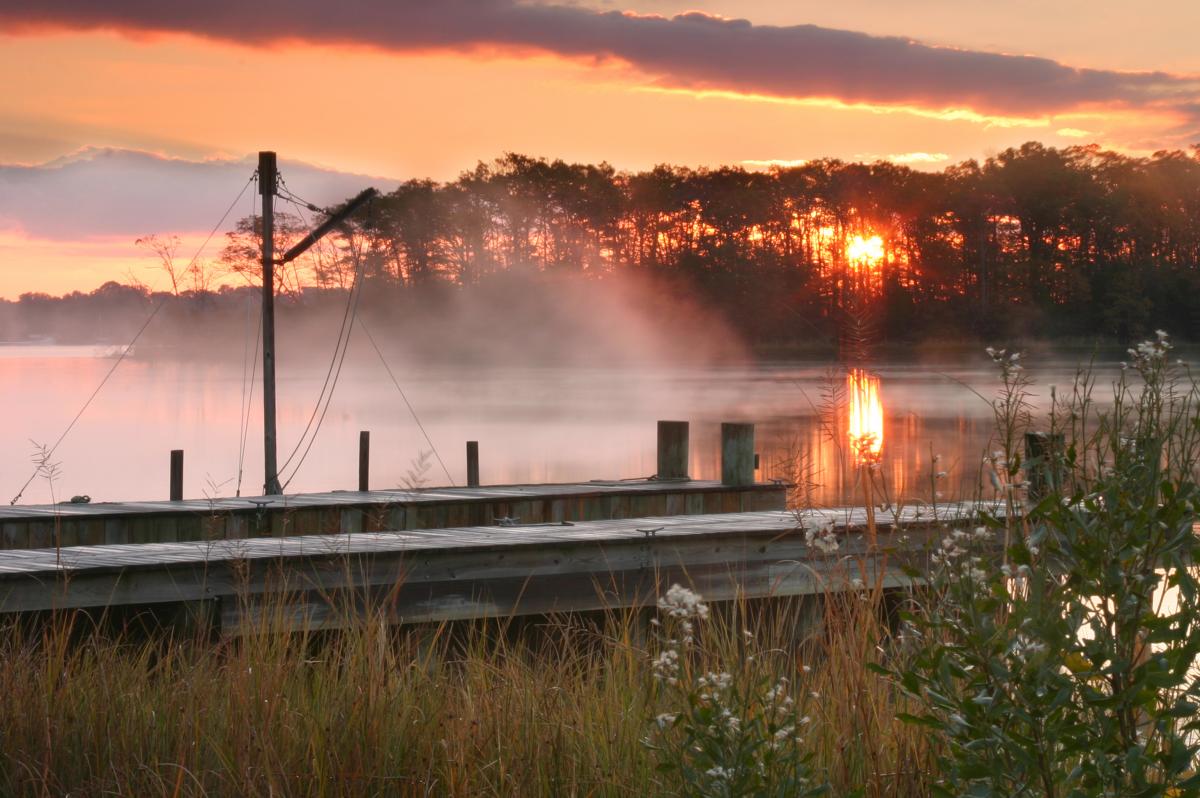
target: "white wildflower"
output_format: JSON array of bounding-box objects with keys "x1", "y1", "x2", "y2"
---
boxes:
[
  {"x1": 804, "y1": 522, "x2": 839, "y2": 554},
  {"x1": 705, "y1": 766, "x2": 732, "y2": 781},
  {"x1": 1010, "y1": 634, "x2": 1046, "y2": 661},
  {"x1": 961, "y1": 558, "x2": 986, "y2": 582},
  {"x1": 698, "y1": 671, "x2": 733, "y2": 692},
  {"x1": 764, "y1": 679, "x2": 789, "y2": 704},
  {"x1": 652, "y1": 648, "x2": 679, "y2": 682},
  {"x1": 1128, "y1": 332, "x2": 1171, "y2": 374},
  {"x1": 658, "y1": 584, "x2": 709, "y2": 620}
]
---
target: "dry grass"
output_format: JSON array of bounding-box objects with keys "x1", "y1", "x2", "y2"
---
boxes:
[{"x1": 0, "y1": 571, "x2": 935, "y2": 797}]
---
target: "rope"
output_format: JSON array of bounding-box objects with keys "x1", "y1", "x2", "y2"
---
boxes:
[
  {"x1": 235, "y1": 297, "x2": 262, "y2": 497},
  {"x1": 277, "y1": 178, "x2": 321, "y2": 213},
  {"x1": 234, "y1": 174, "x2": 261, "y2": 497},
  {"x1": 8, "y1": 173, "x2": 256, "y2": 506},
  {"x1": 274, "y1": 195, "x2": 359, "y2": 478},
  {"x1": 278, "y1": 227, "x2": 366, "y2": 491},
  {"x1": 356, "y1": 317, "x2": 456, "y2": 487}
]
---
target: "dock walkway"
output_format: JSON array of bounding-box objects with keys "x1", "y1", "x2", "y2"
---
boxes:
[
  {"x1": 0, "y1": 504, "x2": 980, "y2": 632},
  {"x1": 0, "y1": 479, "x2": 785, "y2": 549}
]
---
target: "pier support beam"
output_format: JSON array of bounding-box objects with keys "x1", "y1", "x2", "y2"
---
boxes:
[
  {"x1": 656, "y1": 421, "x2": 689, "y2": 480},
  {"x1": 466, "y1": 441, "x2": 480, "y2": 488},
  {"x1": 358, "y1": 431, "x2": 370, "y2": 492},
  {"x1": 169, "y1": 450, "x2": 184, "y2": 501},
  {"x1": 721, "y1": 423, "x2": 755, "y2": 486}
]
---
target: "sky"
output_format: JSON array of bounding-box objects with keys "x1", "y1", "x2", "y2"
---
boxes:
[{"x1": 1, "y1": 0, "x2": 1198, "y2": 297}]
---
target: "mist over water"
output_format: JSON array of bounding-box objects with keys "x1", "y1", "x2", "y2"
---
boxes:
[
  {"x1": 0, "y1": 273, "x2": 1137, "y2": 507},
  {"x1": 1, "y1": 356, "x2": 1131, "y2": 509}
]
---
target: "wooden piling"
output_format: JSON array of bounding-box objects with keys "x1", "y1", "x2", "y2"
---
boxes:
[
  {"x1": 169, "y1": 450, "x2": 184, "y2": 501},
  {"x1": 721, "y1": 423, "x2": 755, "y2": 486},
  {"x1": 466, "y1": 441, "x2": 480, "y2": 488},
  {"x1": 358, "y1": 431, "x2": 370, "y2": 492},
  {"x1": 656, "y1": 421, "x2": 689, "y2": 480}
]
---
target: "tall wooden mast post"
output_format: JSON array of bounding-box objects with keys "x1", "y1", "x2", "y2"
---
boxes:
[{"x1": 259, "y1": 151, "x2": 282, "y2": 496}]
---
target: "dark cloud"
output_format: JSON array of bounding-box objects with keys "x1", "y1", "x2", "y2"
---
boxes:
[
  {"x1": 0, "y1": 147, "x2": 396, "y2": 240},
  {"x1": 2, "y1": 0, "x2": 1199, "y2": 121}
]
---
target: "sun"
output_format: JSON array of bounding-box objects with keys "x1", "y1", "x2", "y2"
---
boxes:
[{"x1": 846, "y1": 234, "x2": 884, "y2": 269}]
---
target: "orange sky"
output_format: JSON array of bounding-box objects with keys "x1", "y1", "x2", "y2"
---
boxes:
[{"x1": 1, "y1": 0, "x2": 1198, "y2": 297}]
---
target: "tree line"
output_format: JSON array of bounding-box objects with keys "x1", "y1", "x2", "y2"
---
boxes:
[{"x1": 6, "y1": 142, "x2": 1200, "y2": 348}]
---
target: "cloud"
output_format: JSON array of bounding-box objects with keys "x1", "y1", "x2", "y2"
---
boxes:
[
  {"x1": 0, "y1": 147, "x2": 396, "y2": 240},
  {"x1": 889, "y1": 152, "x2": 949, "y2": 164},
  {"x1": 741, "y1": 158, "x2": 808, "y2": 169},
  {"x1": 852, "y1": 151, "x2": 950, "y2": 165},
  {"x1": 2, "y1": 0, "x2": 1199, "y2": 129}
]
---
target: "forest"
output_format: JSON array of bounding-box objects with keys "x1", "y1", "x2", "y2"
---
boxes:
[{"x1": 4, "y1": 141, "x2": 1200, "y2": 350}]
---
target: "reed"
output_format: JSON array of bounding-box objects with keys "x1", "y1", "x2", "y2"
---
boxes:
[{"x1": 0, "y1": 572, "x2": 932, "y2": 797}]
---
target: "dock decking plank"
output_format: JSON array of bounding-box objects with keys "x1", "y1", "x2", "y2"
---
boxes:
[{"x1": 0, "y1": 479, "x2": 788, "y2": 550}]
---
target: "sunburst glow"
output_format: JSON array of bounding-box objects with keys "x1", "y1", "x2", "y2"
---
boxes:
[{"x1": 846, "y1": 234, "x2": 885, "y2": 268}]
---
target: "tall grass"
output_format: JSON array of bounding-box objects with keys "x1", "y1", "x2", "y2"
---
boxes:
[{"x1": 0, "y1": 575, "x2": 932, "y2": 796}]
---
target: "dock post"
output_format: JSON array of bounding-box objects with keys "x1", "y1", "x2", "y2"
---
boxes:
[
  {"x1": 466, "y1": 441, "x2": 480, "y2": 487},
  {"x1": 169, "y1": 449, "x2": 184, "y2": 501},
  {"x1": 358, "y1": 431, "x2": 370, "y2": 491},
  {"x1": 656, "y1": 421, "x2": 690, "y2": 480},
  {"x1": 721, "y1": 423, "x2": 755, "y2": 486}
]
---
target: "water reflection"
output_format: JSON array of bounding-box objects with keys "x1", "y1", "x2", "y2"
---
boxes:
[
  {"x1": 847, "y1": 368, "x2": 883, "y2": 466},
  {"x1": 0, "y1": 347, "x2": 1126, "y2": 506}
]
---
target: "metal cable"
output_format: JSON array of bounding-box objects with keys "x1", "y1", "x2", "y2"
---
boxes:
[
  {"x1": 235, "y1": 299, "x2": 262, "y2": 497},
  {"x1": 356, "y1": 317, "x2": 456, "y2": 487},
  {"x1": 9, "y1": 173, "x2": 256, "y2": 505},
  {"x1": 234, "y1": 174, "x2": 261, "y2": 497},
  {"x1": 278, "y1": 231, "x2": 366, "y2": 490},
  {"x1": 274, "y1": 195, "x2": 359, "y2": 477}
]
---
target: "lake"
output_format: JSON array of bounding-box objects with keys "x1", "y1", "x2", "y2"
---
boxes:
[{"x1": 0, "y1": 344, "x2": 1131, "y2": 506}]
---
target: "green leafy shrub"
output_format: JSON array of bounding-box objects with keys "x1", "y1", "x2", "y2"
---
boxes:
[{"x1": 891, "y1": 335, "x2": 1200, "y2": 797}]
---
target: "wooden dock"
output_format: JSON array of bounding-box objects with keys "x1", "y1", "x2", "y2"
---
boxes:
[
  {"x1": 0, "y1": 479, "x2": 785, "y2": 550},
  {"x1": 0, "y1": 504, "x2": 976, "y2": 634}
]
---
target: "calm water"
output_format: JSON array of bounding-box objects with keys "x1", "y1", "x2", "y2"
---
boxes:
[{"x1": 0, "y1": 345, "x2": 1125, "y2": 506}]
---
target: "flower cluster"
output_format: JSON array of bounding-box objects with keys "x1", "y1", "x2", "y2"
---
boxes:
[
  {"x1": 1008, "y1": 633, "x2": 1047, "y2": 663},
  {"x1": 657, "y1": 583, "x2": 709, "y2": 620},
  {"x1": 986, "y1": 347, "x2": 1024, "y2": 376},
  {"x1": 931, "y1": 527, "x2": 989, "y2": 582},
  {"x1": 697, "y1": 670, "x2": 734, "y2": 695},
  {"x1": 652, "y1": 648, "x2": 680, "y2": 685},
  {"x1": 1123, "y1": 330, "x2": 1171, "y2": 373},
  {"x1": 804, "y1": 521, "x2": 839, "y2": 555},
  {"x1": 705, "y1": 766, "x2": 732, "y2": 782},
  {"x1": 646, "y1": 586, "x2": 826, "y2": 796}
]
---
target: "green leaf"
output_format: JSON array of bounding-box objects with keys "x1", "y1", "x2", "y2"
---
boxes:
[{"x1": 896, "y1": 712, "x2": 944, "y2": 729}]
